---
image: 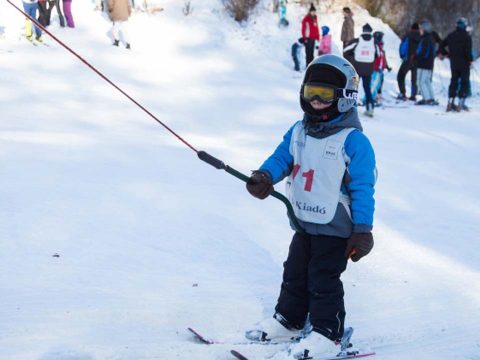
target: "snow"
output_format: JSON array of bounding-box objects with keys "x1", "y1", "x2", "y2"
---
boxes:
[{"x1": 0, "y1": 0, "x2": 479, "y2": 359}]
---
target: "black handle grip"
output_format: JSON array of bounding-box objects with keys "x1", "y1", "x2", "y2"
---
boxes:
[{"x1": 197, "y1": 151, "x2": 226, "y2": 170}]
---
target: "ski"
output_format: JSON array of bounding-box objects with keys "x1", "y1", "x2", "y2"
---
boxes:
[
  {"x1": 230, "y1": 349, "x2": 376, "y2": 360},
  {"x1": 187, "y1": 327, "x2": 299, "y2": 346}
]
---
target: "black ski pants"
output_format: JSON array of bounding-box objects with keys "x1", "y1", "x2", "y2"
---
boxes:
[
  {"x1": 305, "y1": 39, "x2": 316, "y2": 66},
  {"x1": 275, "y1": 232, "x2": 348, "y2": 341},
  {"x1": 448, "y1": 65, "x2": 470, "y2": 99},
  {"x1": 362, "y1": 75, "x2": 374, "y2": 111},
  {"x1": 397, "y1": 60, "x2": 417, "y2": 97}
]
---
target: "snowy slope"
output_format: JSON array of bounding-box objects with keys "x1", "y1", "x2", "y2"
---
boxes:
[{"x1": 0, "y1": 1, "x2": 479, "y2": 359}]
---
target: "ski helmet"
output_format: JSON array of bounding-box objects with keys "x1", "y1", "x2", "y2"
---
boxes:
[
  {"x1": 457, "y1": 17, "x2": 468, "y2": 30},
  {"x1": 419, "y1": 19, "x2": 432, "y2": 33},
  {"x1": 300, "y1": 54, "x2": 359, "y2": 120},
  {"x1": 373, "y1": 31, "x2": 384, "y2": 43}
]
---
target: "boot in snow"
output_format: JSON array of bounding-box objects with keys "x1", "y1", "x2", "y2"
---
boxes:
[
  {"x1": 459, "y1": 97, "x2": 469, "y2": 112},
  {"x1": 245, "y1": 313, "x2": 303, "y2": 343},
  {"x1": 113, "y1": 39, "x2": 120, "y2": 46},
  {"x1": 285, "y1": 331, "x2": 340, "y2": 359}
]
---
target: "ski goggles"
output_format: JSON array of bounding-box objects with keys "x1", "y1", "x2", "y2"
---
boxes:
[{"x1": 301, "y1": 83, "x2": 358, "y2": 104}]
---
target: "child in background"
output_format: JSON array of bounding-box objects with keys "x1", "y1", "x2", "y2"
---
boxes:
[
  {"x1": 318, "y1": 26, "x2": 331, "y2": 55},
  {"x1": 369, "y1": 31, "x2": 391, "y2": 105},
  {"x1": 292, "y1": 38, "x2": 305, "y2": 72}
]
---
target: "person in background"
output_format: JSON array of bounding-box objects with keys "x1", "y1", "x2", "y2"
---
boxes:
[
  {"x1": 341, "y1": 7, "x2": 354, "y2": 49},
  {"x1": 301, "y1": 3, "x2": 320, "y2": 66},
  {"x1": 440, "y1": 17, "x2": 473, "y2": 112},
  {"x1": 318, "y1": 25, "x2": 331, "y2": 55},
  {"x1": 370, "y1": 31, "x2": 391, "y2": 105},
  {"x1": 37, "y1": 0, "x2": 49, "y2": 26},
  {"x1": 49, "y1": 0, "x2": 65, "y2": 27},
  {"x1": 108, "y1": 0, "x2": 132, "y2": 49},
  {"x1": 22, "y1": 0, "x2": 43, "y2": 42},
  {"x1": 343, "y1": 23, "x2": 379, "y2": 117},
  {"x1": 415, "y1": 19, "x2": 438, "y2": 105},
  {"x1": 292, "y1": 38, "x2": 305, "y2": 72},
  {"x1": 397, "y1": 23, "x2": 421, "y2": 101},
  {"x1": 63, "y1": 0, "x2": 75, "y2": 28}
]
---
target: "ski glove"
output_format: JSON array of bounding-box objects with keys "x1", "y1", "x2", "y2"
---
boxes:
[
  {"x1": 345, "y1": 232, "x2": 374, "y2": 262},
  {"x1": 246, "y1": 170, "x2": 274, "y2": 199}
]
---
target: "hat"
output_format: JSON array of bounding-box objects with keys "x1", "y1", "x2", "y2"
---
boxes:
[
  {"x1": 298, "y1": 37, "x2": 305, "y2": 44},
  {"x1": 309, "y1": 3, "x2": 316, "y2": 12},
  {"x1": 342, "y1": 7, "x2": 352, "y2": 15},
  {"x1": 362, "y1": 23, "x2": 373, "y2": 33},
  {"x1": 457, "y1": 17, "x2": 468, "y2": 30},
  {"x1": 373, "y1": 31, "x2": 384, "y2": 42},
  {"x1": 321, "y1": 26, "x2": 330, "y2": 36},
  {"x1": 411, "y1": 22, "x2": 419, "y2": 31},
  {"x1": 420, "y1": 19, "x2": 432, "y2": 33}
]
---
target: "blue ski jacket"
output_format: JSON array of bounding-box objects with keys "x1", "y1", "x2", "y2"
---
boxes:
[{"x1": 259, "y1": 108, "x2": 376, "y2": 238}]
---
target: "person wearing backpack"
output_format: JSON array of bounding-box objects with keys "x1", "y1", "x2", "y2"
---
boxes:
[
  {"x1": 397, "y1": 23, "x2": 420, "y2": 101},
  {"x1": 343, "y1": 23, "x2": 379, "y2": 117},
  {"x1": 440, "y1": 17, "x2": 473, "y2": 112},
  {"x1": 415, "y1": 20, "x2": 438, "y2": 105}
]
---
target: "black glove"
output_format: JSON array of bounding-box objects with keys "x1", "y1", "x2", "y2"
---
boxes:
[
  {"x1": 246, "y1": 170, "x2": 273, "y2": 199},
  {"x1": 345, "y1": 232, "x2": 374, "y2": 262}
]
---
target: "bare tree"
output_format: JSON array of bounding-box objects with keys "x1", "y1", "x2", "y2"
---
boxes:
[{"x1": 223, "y1": 0, "x2": 260, "y2": 22}]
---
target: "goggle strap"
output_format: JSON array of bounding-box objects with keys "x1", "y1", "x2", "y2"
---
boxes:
[{"x1": 335, "y1": 88, "x2": 358, "y2": 100}]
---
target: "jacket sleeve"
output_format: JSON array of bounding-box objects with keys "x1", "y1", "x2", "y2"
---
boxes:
[
  {"x1": 301, "y1": 17, "x2": 307, "y2": 40},
  {"x1": 259, "y1": 124, "x2": 296, "y2": 184},
  {"x1": 344, "y1": 130, "x2": 376, "y2": 232},
  {"x1": 466, "y1": 35, "x2": 473, "y2": 62}
]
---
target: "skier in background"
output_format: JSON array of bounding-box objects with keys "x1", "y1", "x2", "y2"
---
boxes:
[
  {"x1": 63, "y1": 0, "x2": 75, "y2": 28},
  {"x1": 415, "y1": 19, "x2": 438, "y2": 105},
  {"x1": 397, "y1": 23, "x2": 420, "y2": 101},
  {"x1": 343, "y1": 23, "x2": 380, "y2": 117},
  {"x1": 341, "y1": 7, "x2": 354, "y2": 49},
  {"x1": 291, "y1": 38, "x2": 304, "y2": 72},
  {"x1": 278, "y1": 0, "x2": 289, "y2": 27},
  {"x1": 440, "y1": 17, "x2": 473, "y2": 112},
  {"x1": 318, "y1": 25, "x2": 331, "y2": 55},
  {"x1": 22, "y1": 0, "x2": 43, "y2": 42},
  {"x1": 369, "y1": 31, "x2": 391, "y2": 106},
  {"x1": 49, "y1": 0, "x2": 65, "y2": 27},
  {"x1": 108, "y1": 0, "x2": 132, "y2": 49},
  {"x1": 244, "y1": 54, "x2": 376, "y2": 360},
  {"x1": 301, "y1": 3, "x2": 320, "y2": 66}
]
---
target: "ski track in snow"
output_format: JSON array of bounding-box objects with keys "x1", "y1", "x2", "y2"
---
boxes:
[{"x1": 0, "y1": 0, "x2": 480, "y2": 359}]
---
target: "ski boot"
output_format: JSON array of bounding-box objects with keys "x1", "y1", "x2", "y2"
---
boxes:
[
  {"x1": 126, "y1": 43, "x2": 131, "y2": 50},
  {"x1": 459, "y1": 98, "x2": 469, "y2": 112},
  {"x1": 245, "y1": 313, "x2": 305, "y2": 343},
  {"x1": 446, "y1": 98, "x2": 459, "y2": 112},
  {"x1": 396, "y1": 93, "x2": 407, "y2": 101},
  {"x1": 286, "y1": 330, "x2": 340, "y2": 359},
  {"x1": 113, "y1": 39, "x2": 120, "y2": 46}
]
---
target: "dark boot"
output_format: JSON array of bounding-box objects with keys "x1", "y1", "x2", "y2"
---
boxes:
[{"x1": 113, "y1": 39, "x2": 120, "y2": 46}]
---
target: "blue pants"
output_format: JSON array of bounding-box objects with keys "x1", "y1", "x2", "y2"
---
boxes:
[
  {"x1": 23, "y1": 2, "x2": 42, "y2": 37},
  {"x1": 292, "y1": 54, "x2": 300, "y2": 71}
]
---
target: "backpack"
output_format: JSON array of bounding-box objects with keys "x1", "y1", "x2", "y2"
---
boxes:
[
  {"x1": 354, "y1": 36, "x2": 375, "y2": 63},
  {"x1": 416, "y1": 38, "x2": 431, "y2": 60},
  {"x1": 399, "y1": 36, "x2": 409, "y2": 60}
]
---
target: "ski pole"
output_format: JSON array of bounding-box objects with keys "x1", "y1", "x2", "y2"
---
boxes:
[
  {"x1": 5, "y1": 0, "x2": 306, "y2": 234},
  {"x1": 198, "y1": 151, "x2": 305, "y2": 234}
]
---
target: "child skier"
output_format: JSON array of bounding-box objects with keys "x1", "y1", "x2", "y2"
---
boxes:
[
  {"x1": 318, "y1": 25, "x2": 332, "y2": 55},
  {"x1": 369, "y1": 31, "x2": 392, "y2": 106},
  {"x1": 291, "y1": 38, "x2": 305, "y2": 72},
  {"x1": 245, "y1": 55, "x2": 376, "y2": 359}
]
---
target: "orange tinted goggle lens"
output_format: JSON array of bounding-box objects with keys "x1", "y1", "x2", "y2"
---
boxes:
[{"x1": 303, "y1": 84, "x2": 335, "y2": 102}]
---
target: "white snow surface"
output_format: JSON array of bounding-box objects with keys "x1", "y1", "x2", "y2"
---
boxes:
[{"x1": 0, "y1": 0, "x2": 480, "y2": 359}]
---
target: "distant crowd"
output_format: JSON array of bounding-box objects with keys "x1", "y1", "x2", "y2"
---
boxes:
[
  {"x1": 288, "y1": 3, "x2": 475, "y2": 116},
  {"x1": 19, "y1": 0, "x2": 134, "y2": 49}
]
